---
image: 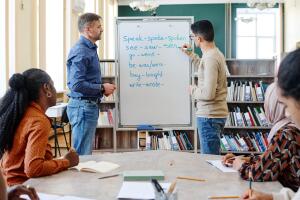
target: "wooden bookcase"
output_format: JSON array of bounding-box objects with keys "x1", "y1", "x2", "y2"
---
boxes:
[
  {"x1": 94, "y1": 59, "x2": 198, "y2": 153},
  {"x1": 222, "y1": 59, "x2": 275, "y2": 155},
  {"x1": 193, "y1": 59, "x2": 275, "y2": 154}
]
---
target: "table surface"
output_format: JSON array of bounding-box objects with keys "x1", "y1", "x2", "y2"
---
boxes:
[{"x1": 25, "y1": 151, "x2": 282, "y2": 200}]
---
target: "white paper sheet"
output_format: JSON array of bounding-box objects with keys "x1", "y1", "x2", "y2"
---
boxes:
[
  {"x1": 117, "y1": 181, "x2": 170, "y2": 199},
  {"x1": 206, "y1": 160, "x2": 238, "y2": 173},
  {"x1": 21, "y1": 193, "x2": 95, "y2": 200}
]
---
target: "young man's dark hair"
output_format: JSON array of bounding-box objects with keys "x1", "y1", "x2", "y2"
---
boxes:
[
  {"x1": 77, "y1": 13, "x2": 102, "y2": 33},
  {"x1": 191, "y1": 20, "x2": 214, "y2": 42},
  {"x1": 278, "y1": 48, "x2": 300, "y2": 101}
]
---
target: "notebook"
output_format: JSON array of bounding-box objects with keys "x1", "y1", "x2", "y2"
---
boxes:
[
  {"x1": 117, "y1": 181, "x2": 170, "y2": 199},
  {"x1": 70, "y1": 161, "x2": 120, "y2": 173},
  {"x1": 206, "y1": 160, "x2": 237, "y2": 173},
  {"x1": 21, "y1": 193, "x2": 95, "y2": 200},
  {"x1": 123, "y1": 170, "x2": 164, "y2": 181}
]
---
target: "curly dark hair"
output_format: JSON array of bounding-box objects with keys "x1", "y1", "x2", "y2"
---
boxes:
[
  {"x1": 0, "y1": 68, "x2": 51, "y2": 158},
  {"x1": 277, "y1": 49, "x2": 300, "y2": 102}
]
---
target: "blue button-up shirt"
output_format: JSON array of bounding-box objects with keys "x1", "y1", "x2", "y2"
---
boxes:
[{"x1": 67, "y1": 35, "x2": 102, "y2": 99}]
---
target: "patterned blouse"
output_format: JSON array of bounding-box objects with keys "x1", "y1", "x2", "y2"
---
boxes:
[{"x1": 239, "y1": 125, "x2": 300, "y2": 192}]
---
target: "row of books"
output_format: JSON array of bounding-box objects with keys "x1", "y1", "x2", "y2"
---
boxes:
[
  {"x1": 139, "y1": 131, "x2": 193, "y2": 151},
  {"x1": 221, "y1": 132, "x2": 269, "y2": 152},
  {"x1": 97, "y1": 109, "x2": 114, "y2": 127},
  {"x1": 227, "y1": 81, "x2": 269, "y2": 102},
  {"x1": 101, "y1": 93, "x2": 115, "y2": 102},
  {"x1": 225, "y1": 106, "x2": 269, "y2": 127},
  {"x1": 101, "y1": 62, "x2": 115, "y2": 76}
]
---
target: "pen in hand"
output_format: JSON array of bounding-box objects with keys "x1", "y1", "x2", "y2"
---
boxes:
[{"x1": 249, "y1": 171, "x2": 253, "y2": 198}]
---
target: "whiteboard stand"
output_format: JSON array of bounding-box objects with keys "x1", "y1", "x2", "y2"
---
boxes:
[{"x1": 114, "y1": 16, "x2": 198, "y2": 153}]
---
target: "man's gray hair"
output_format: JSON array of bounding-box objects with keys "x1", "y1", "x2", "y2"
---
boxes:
[{"x1": 78, "y1": 13, "x2": 102, "y2": 33}]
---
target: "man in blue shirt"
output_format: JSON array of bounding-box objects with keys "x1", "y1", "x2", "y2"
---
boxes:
[{"x1": 67, "y1": 13, "x2": 116, "y2": 155}]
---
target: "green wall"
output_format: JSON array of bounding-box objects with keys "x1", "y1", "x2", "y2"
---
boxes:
[
  {"x1": 231, "y1": 3, "x2": 248, "y2": 58},
  {"x1": 118, "y1": 4, "x2": 226, "y2": 56}
]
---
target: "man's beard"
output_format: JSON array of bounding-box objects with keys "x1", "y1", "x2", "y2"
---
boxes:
[{"x1": 94, "y1": 34, "x2": 101, "y2": 41}]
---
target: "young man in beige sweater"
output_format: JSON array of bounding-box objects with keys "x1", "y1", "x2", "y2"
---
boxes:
[{"x1": 181, "y1": 20, "x2": 228, "y2": 154}]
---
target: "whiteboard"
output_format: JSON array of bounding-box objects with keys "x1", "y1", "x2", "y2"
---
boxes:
[{"x1": 116, "y1": 17, "x2": 193, "y2": 128}]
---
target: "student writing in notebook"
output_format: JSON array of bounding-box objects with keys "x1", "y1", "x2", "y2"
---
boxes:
[
  {"x1": 241, "y1": 49, "x2": 300, "y2": 200},
  {"x1": 180, "y1": 20, "x2": 229, "y2": 155},
  {"x1": 0, "y1": 69, "x2": 79, "y2": 186},
  {"x1": 223, "y1": 82, "x2": 300, "y2": 192}
]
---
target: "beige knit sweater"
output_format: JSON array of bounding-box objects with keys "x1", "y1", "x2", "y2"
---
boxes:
[{"x1": 191, "y1": 47, "x2": 228, "y2": 118}]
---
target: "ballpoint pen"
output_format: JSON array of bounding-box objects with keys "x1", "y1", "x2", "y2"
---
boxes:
[
  {"x1": 151, "y1": 179, "x2": 167, "y2": 200},
  {"x1": 249, "y1": 170, "x2": 253, "y2": 198}
]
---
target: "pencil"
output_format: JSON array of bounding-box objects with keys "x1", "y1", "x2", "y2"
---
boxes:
[
  {"x1": 249, "y1": 170, "x2": 253, "y2": 197},
  {"x1": 208, "y1": 195, "x2": 240, "y2": 199},
  {"x1": 167, "y1": 180, "x2": 176, "y2": 194},
  {"x1": 176, "y1": 176, "x2": 206, "y2": 182},
  {"x1": 98, "y1": 174, "x2": 119, "y2": 179}
]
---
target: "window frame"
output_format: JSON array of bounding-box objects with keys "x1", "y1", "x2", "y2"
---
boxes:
[{"x1": 236, "y1": 8, "x2": 279, "y2": 59}]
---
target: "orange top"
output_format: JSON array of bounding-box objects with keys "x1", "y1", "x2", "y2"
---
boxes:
[{"x1": 0, "y1": 102, "x2": 70, "y2": 186}]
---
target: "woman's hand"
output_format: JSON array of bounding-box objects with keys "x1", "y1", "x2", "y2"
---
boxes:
[
  {"x1": 7, "y1": 185, "x2": 39, "y2": 200},
  {"x1": 241, "y1": 189, "x2": 273, "y2": 200},
  {"x1": 232, "y1": 157, "x2": 245, "y2": 170},
  {"x1": 222, "y1": 153, "x2": 235, "y2": 167},
  {"x1": 63, "y1": 149, "x2": 79, "y2": 168}
]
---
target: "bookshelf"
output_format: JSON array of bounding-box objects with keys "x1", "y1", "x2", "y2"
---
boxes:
[
  {"x1": 94, "y1": 59, "x2": 116, "y2": 151},
  {"x1": 94, "y1": 60, "x2": 198, "y2": 153},
  {"x1": 222, "y1": 59, "x2": 275, "y2": 155}
]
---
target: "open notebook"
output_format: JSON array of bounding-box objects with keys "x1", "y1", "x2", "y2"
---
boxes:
[{"x1": 70, "y1": 161, "x2": 120, "y2": 173}]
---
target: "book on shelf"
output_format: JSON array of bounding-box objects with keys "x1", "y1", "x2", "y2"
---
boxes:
[
  {"x1": 227, "y1": 81, "x2": 269, "y2": 102},
  {"x1": 220, "y1": 132, "x2": 269, "y2": 153},
  {"x1": 137, "y1": 130, "x2": 193, "y2": 151},
  {"x1": 97, "y1": 109, "x2": 114, "y2": 127},
  {"x1": 101, "y1": 62, "x2": 115, "y2": 76},
  {"x1": 101, "y1": 92, "x2": 115, "y2": 102},
  {"x1": 225, "y1": 106, "x2": 269, "y2": 127}
]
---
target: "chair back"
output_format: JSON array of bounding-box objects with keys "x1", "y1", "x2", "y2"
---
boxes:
[{"x1": 61, "y1": 107, "x2": 69, "y2": 124}]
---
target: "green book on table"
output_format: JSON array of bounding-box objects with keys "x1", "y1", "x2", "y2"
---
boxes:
[{"x1": 123, "y1": 170, "x2": 164, "y2": 181}]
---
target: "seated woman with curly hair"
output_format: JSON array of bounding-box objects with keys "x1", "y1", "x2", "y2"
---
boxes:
[{"x1": 0, "y1": 68, "x2": 79, "y2": 186}]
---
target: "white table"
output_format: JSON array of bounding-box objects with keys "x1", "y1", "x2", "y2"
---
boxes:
[
  {"x1": 46, "y1": 103, "x2": 68, "y2": 157},
  {"x1": 25, "y1": 151, "x2": 283, "y2": 200},
  {"x1": 46, "y1": 103, "x2": 68, "y2": 118}
]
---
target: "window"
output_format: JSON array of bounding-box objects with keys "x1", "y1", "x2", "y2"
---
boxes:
[
  {"x1": 84, "y1": 0, "x2": 96, "y2": 13},
  {"x1": 236, "y1": 8, "x2": 279, "y2": 59},
  {"x1": 45, "y1": 0, "x2": 64, "y2": 91},
  {"x1": 0, "y1": 0, "x2": 6, "y2": 97}
]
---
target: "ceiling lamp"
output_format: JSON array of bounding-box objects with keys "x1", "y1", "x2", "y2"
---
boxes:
[
  {"x1": 129, "y1": 0, "x2": 159, "y2": 15},
  {"x1": 247, "y1": 0, "x2": 276, "y2": 10}
]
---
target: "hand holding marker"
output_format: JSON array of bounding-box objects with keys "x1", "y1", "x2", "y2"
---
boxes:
[{"x1": 179, "y1": 44, "x2": 193, "y2": 57}]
